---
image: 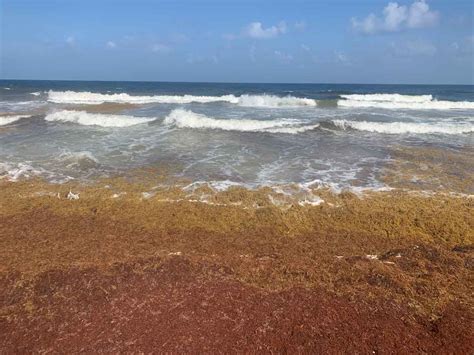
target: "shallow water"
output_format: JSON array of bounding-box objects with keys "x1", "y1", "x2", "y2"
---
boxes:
[{"x1": 0, "y1": 80, "x2": 473, "y2": 190}]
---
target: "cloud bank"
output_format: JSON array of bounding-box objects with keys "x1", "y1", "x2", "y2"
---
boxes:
[{"x1": 352, "y1": 0, "x2": 439, "y2": 34}]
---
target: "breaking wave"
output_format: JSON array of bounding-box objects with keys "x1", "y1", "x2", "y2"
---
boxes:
[
  {"x1": 57, "y1": 151, "x2": 100, "y2": 170},
  {"x1": 237, "y1": 94, "x2": 317, "y2": 107},
  {"x1": 0, "y1": 115, "x2": 31, "y2": 126},
  {"x1": 0, "y1": 162, "x2": 44, "y2": 181},
  {"x1": 163, "y1": 109, "x2": 319, "y2": 134},
  {"x1": 47, "y1": 90, "x2": 317, "y2": 107},
  {"x1": 338, "y1": 94, "x2": 474, "y2": 110},
  {"x1": 332, "y1": 119, "x2": 474, "y2": 135},
  {"x1": 45, "y1": 110, "x2": 155, "y2": 127}
]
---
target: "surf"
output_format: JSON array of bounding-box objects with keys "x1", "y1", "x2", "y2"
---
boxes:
[
  {"x1": 163, "y1": 108, "x2": 319, "y2": 133},
  {"x1": 47, "y1": 91, "x2": 317, "y2": 107},
  {"x1": 338, "y1": 93, "x2": 474, "y2": 110},
  {"x1": 332, "y1": 119, "x2": 474, "y2": 134},
  {"x1": 45, "y1": 110, "x2": 155, "y2": 127}
]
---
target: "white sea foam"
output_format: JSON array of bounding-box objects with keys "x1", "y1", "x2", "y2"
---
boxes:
[
  {"x1": 48, "y1": 90, "x2": 238, "y2": 104},
  {"x1": 237, "y1": 94, "x2": 317, "y2": 107},
  {"x1": 183, "y1": 180, "x2": 248, "y2": 193},
  {"x1": 265, "y1": 124, "x2": 320, "y2": 134},
  {"x1": 45, "y1": 110, "x2": 155, "y2": 127},
  {"x1": 30, "y1": 92, "x2": 41, "y2": 96},
  {"x1": 298, "y1": 195, "x2": 325, "y2": 206},
  {"x1": 0, "y1": 115, "x2": 31, "y2": 126},
  {"x1": 332, "y1": 119, "x2": 474, "y2": 135},
  {"x1": 47, "y1": 90, "x2": 316, "y2": 107},
  {"x1": 338, "y1": 94, "x2": 474, "y2": 110},
  {"x1": 340, "y1": 94, "x2": 434, "y2": 103},
  {"x1": 0, "y1": 162, "x2": 44, "y2": 181},
  {"x1": 163, "y1": 109, "x2": 318, "y2": 133}
]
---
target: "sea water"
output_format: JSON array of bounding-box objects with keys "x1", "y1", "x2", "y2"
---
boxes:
[{"x1": 0, "y1": 80, "x2": 472, "y2": 191}]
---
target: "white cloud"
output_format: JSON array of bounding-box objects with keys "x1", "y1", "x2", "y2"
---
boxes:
[
  {"x1": 66, "y1": 36, "x2": 75, "y2": 46},
  {"x1": 106, "y1": 41, "x2": 116, "y2": 49},
  {"x1": 301, "y1": 44, "x2": 311, "y2": 52},
  {"x1": 352, "y1": 13, "x2": 379, "y2": 34},
  {"x1": 407, "y1": 0, "x2": 439, "y2": 28},
  {"x1": 186, "y1": 54, "x2": 201, "y2": 64},
  {"x1": 186, "y1": 54, "x2": 218, "y2": 64},
  {"x1": 274, "y1": 50, "x2": 293, "y2": 63},
  {"x1": 150, "y1": 43, "x2": 171, "y2": 53},
  {"x1": 243, "y1": 21, "x2": 287, "y2": 39},
  {"x1": 352, "y1": 0, "x2": 439, "y2": 34},
  {"x1": 383, "y1": 3, "x2": 407, "y2": 31},
  {"x1": 335, "y1": 51, "x2": 351, "y2": 65},
  {"x1": 451, "y1": 35, "x2": 474, "y2": 56},
  {"x1": 223, "y1": 21, "x2": 288, "y2": 41}
]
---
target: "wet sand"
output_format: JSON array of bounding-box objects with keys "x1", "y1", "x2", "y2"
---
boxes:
[{"x1": 1, "y1": 177, "x2": 473, "y2": 352}]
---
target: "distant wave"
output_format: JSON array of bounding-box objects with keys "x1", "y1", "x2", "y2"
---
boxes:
[
  {"x1": 45, "y1": 110, "x2": 155, "y2": 127},
  {"x1": 30, "y1": 92, "x2": 41, "y2": 96},
  {"x1": 338, "y1": 94, "x2": 474, "y2": 110},
  {"x1": 0, "y1": 115, "x2": 31, "y2": 126},
  {"x1": 47, "y1": 90, "x2": 317, "y2": 107},
  {"x1": 341, "y1": 94, "x2": 434, "y2": 103},
  {"x1": 163, "y1": 109, "x2": 319, "y2": 134},
  {"x1": 48, "y1": 91, "x2": 237, "y2": 104},
  {"x1": 332, "y1": 119, "x2": 474, "y2": 135},
  {"x1": 237, "y1": 94, "x2": 316, "y2": 107}
]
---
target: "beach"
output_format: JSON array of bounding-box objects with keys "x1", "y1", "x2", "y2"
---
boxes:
[
  {"x1": 1, "y1": 81, "x2": 473, "y2": 352},
  {"x1": 1, "y1": 178, "x2": 473, "y2": 352}
]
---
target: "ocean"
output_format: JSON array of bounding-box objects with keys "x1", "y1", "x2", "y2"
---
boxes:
[{"x1": 1, "y1": 80, "x2": 473, "y2": 193}]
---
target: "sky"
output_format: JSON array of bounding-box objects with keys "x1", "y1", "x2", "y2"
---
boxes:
[{"x1": 1, "y1": 0, "x2": 473, "y2": 84}]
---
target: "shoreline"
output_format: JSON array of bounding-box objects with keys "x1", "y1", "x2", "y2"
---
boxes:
[{"x1": 1, "y1": 178, "x2": 473, "y2": 352}]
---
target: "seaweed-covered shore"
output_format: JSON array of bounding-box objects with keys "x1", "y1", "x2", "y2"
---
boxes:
[{"x1": 1, "y1": 179, "x2": 473, "y2": 352}]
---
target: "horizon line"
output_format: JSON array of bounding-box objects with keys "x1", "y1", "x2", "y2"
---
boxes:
[{"x1": 1, "y1": 78, "x2": 473, "y2": 87}]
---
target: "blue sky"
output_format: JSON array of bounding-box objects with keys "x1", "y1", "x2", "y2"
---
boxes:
[{"x1": 1, "y1": 0, "x2": 473, "y2": 84}]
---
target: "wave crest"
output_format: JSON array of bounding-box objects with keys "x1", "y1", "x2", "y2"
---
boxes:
[
  {"x1": 163, "y1": 109, "x2": 318, "y2": 134},
  {"x1": 332, "y1": 119, "x2": 474, "y2": 135},
  {"x1": 338, "y1": 94, "x2": 474, "y2": 110},
  {"x1": 237, "y1": 94, "x2": 316, "y2": 107},
  {"x1": 0, "y1": 115, "x2": 31, "y2": 126},
  {"x1": 47, "y1": 91, "x2": 316, "y2": 107},
  {"x1": 48, "y1": 90, "x2": 237, "y2": 104},
  {"x1": 45, "y1": 110, "x2": 155, "y2": 127}
]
